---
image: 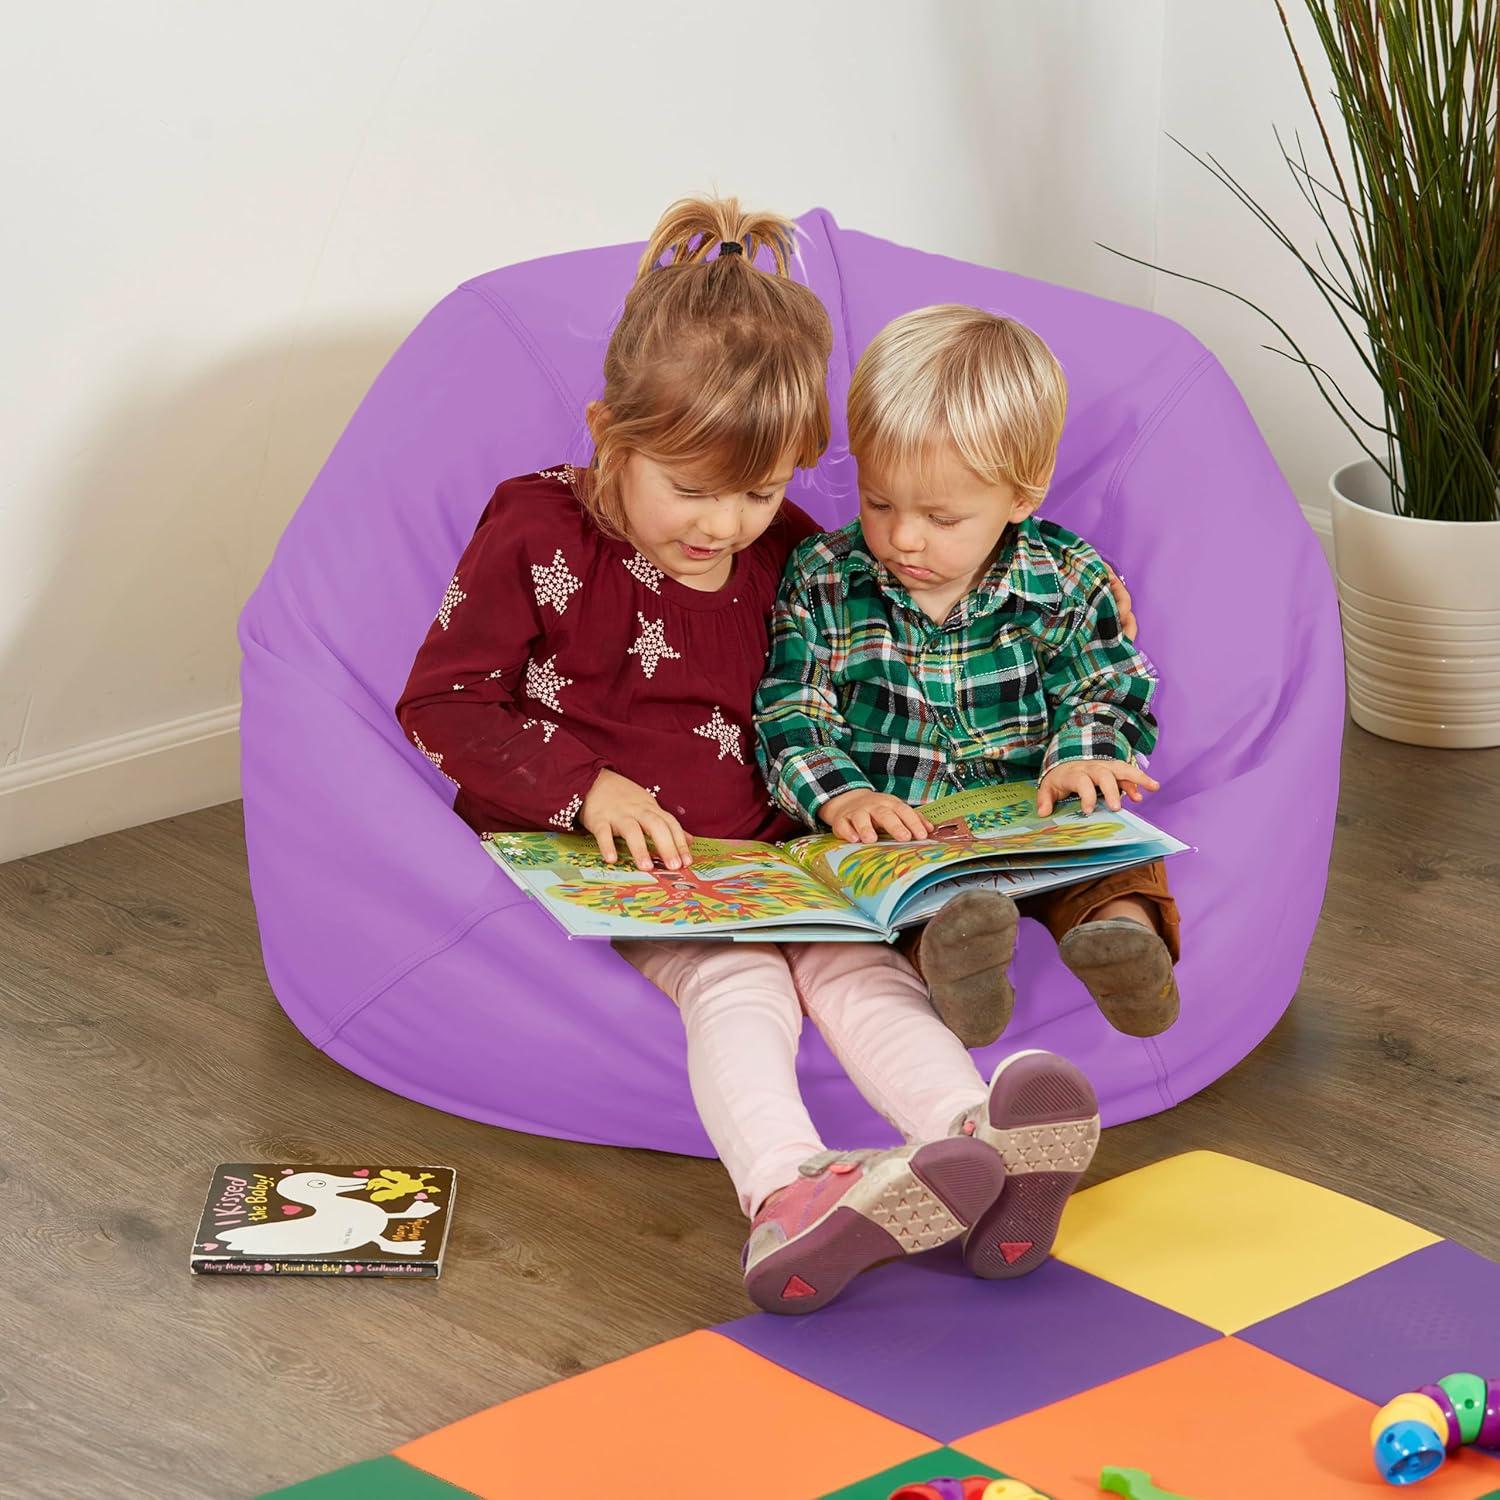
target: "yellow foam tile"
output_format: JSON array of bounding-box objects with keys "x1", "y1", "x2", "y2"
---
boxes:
[
  {"x1": 395, "y1": 1329, "x2": 932, "y2": 1499},
  {"x1": 1052, "y1": 1150, "x2": 1440, "y2": 1333}
]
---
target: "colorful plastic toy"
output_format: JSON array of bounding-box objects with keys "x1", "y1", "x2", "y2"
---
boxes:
[
  {"x1": 1371, "y1": 1372, "x2": 1500, "y2": 1485},
  {"x1": 887, "y1": 1480, "x2": 985, "y2": 1500},
  {"x1": 888, "y1": 1479, "x2": 1046, "y2": 1500},
  {"x1": 1098, "y1": 1467, "x2": 1199, "y2": 1500}
]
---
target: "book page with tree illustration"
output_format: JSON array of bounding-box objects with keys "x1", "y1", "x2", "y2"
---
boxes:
[{"x1": 484, "y1": 832, "x2": 883, "y2": 940}]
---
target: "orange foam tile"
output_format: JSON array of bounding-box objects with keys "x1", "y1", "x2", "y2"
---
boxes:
[
  {"x1": 395, "y1": 1329, "x2": 932, "y2": 1499},
  {"x1": 956, "y1": 1338, "x2": 1500, "y2": 1500}
]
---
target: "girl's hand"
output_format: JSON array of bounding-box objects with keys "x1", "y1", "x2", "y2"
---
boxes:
[
  {"x1": 819, "y1": 789, "x2": 934, "y2": 843},
  {"x1": 1104, "y1": 564, "x2": 1138, "y2": 643},
  {"x1": 579, "y1": 768, "x2": 693, "y2": 871},
  {"x1": 1036, "y1": 759, "x2": 1161, "y2": 817}
]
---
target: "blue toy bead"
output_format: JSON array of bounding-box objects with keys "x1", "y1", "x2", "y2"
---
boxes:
[{"x1": 1374, "y1": 1420, "x2": 1448, "y2": 1485}]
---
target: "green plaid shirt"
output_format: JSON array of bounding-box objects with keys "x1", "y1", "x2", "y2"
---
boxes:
[{"x1": 753, "y1": 517, "x2": 1159, "y2": 827}]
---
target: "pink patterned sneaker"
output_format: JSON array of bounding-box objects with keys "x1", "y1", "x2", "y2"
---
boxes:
[
  {"x1": 952, "y1": 1049, "x2": 1100, "y2": 1280},
  {"x1": 741, "y1": 1138, "x2": 1007, "y2": 1315}
]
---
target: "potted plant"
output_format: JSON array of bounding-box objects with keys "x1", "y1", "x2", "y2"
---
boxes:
[{"x1": 1113, "y1": 0, "x2": 1500, "y2": 747}]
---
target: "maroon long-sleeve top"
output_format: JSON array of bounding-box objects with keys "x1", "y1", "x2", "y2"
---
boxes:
[{"x1": 395, "y1": 467, "x2": 817, "y2": 842}]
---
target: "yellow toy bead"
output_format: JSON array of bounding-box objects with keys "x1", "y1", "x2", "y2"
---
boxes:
[
  {"x1": 1369, "y1": 1392, "x2": 1449, "y2": 1446},
  {"x1": 982, "y1": 1483, "x2": 1044, "y2": 1500}
]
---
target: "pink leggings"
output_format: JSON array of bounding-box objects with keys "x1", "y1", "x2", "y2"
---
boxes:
[{"x1": 616, "y1": 939, "x2": 990, "y2": 1217}]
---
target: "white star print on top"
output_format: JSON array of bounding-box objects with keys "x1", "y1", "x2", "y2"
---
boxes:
[
  {"x1": 436, "y1": 575, "x2": 467, "y2": 631},
  {"x1": 522, "y1": 718, "x2": 558, "y2": 744},
  {"x1": 410, "y1": 732, "x2": 458, "y2": 785},
  {"x1": 525, "y1": 655, "x2": 572, "y2": 713},
  {"x1": 530, "y1": 548, "x2": 581, "y2": 615},
  {"x1": 626, "y1": 614, "x2": 682, "y2": 680},
  {"x1": 622, "y1": 550, "x2": 663, "y2": 594},
  {"x1": 693, "y1": 706, "x2": 744, "y2": 763},
  {"x1": 548, "y1": 793, "x2": 583, "y2": 830}
]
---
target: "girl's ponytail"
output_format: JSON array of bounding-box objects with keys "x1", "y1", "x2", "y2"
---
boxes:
[
  {"x1": 578, "y1": 192, "x2": 833, "y2": 540},
  {"x1": 635, "y1": 195, "x2": 797, "y2": 279}
]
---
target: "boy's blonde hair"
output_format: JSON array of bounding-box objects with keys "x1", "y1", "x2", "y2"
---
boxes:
[
  {"x1": 580, "y1": 195, "x2": 833, "y2": 537},
  {"x1": 847, "y1": 305, "x2": 1068, "y2": 508}
]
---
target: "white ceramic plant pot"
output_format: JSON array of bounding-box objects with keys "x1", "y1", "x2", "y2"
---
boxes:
[{"x1": 1330, "y1": 457, "x2": 1500, "y2": 748}]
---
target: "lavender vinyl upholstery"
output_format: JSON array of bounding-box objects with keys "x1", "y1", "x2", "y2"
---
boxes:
[{"x1": 237, "y1": 209, "x2": 1343, "y2": 1149}]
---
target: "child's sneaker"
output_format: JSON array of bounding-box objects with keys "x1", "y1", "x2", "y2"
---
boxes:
[
  {"x1": 951, "y1": 1049, "x2": 1099, "y2": 1279},
  {"x1": 742, "y1": 1137, "x2": 1007, "y2": 1315},
  {"x1": 908, "y1": 889, "x2": 1019, "y2": 1048},
  {"x1": 1058, "y1": 917, "x2": 1179, "y2": 1036}
]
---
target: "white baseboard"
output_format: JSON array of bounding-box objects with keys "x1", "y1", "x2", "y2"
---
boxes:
[{"x1": 0, "y1": 705, "x2": 241, "y2": 864}]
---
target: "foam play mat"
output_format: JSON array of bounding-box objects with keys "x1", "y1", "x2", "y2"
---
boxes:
[{"x1": 264, "y1": 1153, "x2": 1500, "y2": 1499}]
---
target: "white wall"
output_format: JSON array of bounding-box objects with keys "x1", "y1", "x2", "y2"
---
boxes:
[
  {"x1": 1, "y1": 0, "x2": 1353, "y2": 861},
  {"x1": 1155, "y1": 0, "x2": 1369, "y2": 524}
]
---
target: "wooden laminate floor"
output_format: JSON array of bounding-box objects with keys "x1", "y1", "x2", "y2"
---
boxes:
[{"x1": 2, "y1": 722, "x2": 1497, "y2": 1498}]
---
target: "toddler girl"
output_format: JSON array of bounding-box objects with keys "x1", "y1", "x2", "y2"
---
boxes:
[{"x1": 396, "y1": 196, "x2": 1100, "y2": 1313}]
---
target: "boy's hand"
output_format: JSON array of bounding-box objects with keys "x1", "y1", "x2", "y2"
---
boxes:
[
  {"x1": 1104, "y1": 564, "x2": 1138, "y2": 642},
  {"x1": 1036, "y1": 760, "x2": 1161, "y2": 817},
  {"x1": 580, "y1": 768, "x2": 693, "y2": 871},
  {"x1": 819, "y1": 789, "x2": 934, "y2": 844}
]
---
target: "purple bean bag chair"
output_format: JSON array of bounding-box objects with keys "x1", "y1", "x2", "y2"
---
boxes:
[{"x1": 238, "y1": 208, "x2": 1343, "y2": 1150}]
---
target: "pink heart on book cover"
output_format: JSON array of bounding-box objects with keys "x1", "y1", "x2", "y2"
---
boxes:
[
  {"x1": 281, "y1": 1205, "x2": 301, "y2": 1216},
  {"x1": 199, "y1": 1242, "x2": 219, "y2": 1250},
  {"x1": 280, "y1": 1168, "x2": 293, "y2": 1176},
  {"x1": 414, "y1": 1192, "x2": 428, "y2": 1201},
  {"x1": 353, "y1": 1169, "x2": 370, "y2": 1177}
]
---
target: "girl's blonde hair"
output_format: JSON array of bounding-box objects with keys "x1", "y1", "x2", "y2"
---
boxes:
[
  {"x1": 580, "y1": 195, "x2": 833, "y2": 536},
  {"x1": 847, "y1": 305, "x2": 1068, "y2": 508}
]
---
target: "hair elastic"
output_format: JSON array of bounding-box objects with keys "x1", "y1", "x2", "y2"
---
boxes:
[{"x1": 718, "y1": 241, "x2": 744, "y2": 257}]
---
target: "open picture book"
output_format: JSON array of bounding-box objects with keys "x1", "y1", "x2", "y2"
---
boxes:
[{"x1": 483, "y1": 781, "x2": 1189, "y2": 942}]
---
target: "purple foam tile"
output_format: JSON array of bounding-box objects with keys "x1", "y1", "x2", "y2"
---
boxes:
[
  {"x1": 1241, "y1": 1240, "x2": 1500, "y2": 1407},
  {"x1": 714, "y1": 1247, "x2": 1217, "y2": 1442}
]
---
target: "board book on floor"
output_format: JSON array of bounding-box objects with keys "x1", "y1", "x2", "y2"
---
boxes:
[
  {"x1": 190, "y1": 1163, "x2": 457, "y2": 1277},
  {"x1": 483, "y1": 780, "x2": 1188, "y2": 941}
]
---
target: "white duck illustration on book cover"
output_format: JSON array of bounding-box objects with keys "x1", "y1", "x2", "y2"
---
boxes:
[{"x1": 190, "y1": 1164, "x2": 457, "y2": 1277}]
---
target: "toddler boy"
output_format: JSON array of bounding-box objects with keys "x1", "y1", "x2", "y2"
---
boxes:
[{"x1": 754, "y1": 305, "x2": 1180, "y2": 1046}]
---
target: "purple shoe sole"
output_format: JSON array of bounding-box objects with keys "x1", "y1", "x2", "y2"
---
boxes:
[
  {"x1": 963, "y1": 1050, "x2": 1100, "y2": 1280},
  {"x1": 744, "y1": 1137, "x2": 1007, "y2": 1315}
]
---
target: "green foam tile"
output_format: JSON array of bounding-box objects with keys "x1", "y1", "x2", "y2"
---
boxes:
[
  {"x1": 819, "y1": 1444, "x2": 1015, "y2": 1498},
  {"x1": 259, "y1": 1454, "x2": 479, "y2": 1498}
]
